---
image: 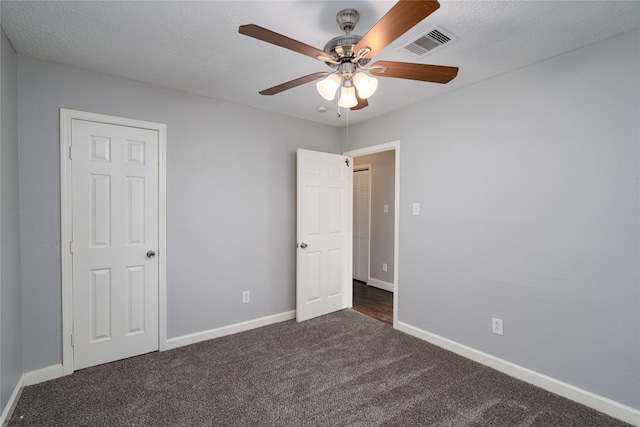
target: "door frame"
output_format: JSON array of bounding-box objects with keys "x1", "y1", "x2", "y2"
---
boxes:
[
  {"x1": 60, "y1": 108, "x2": 167, "y2": 375},
  {"x1": 345, "y1": 141, "x2": 400, "y2": 327}
]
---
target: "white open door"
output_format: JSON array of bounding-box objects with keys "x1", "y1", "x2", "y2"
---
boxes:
[{"x1": 296, "y1": 149, "x2": 352, "y2": 322}]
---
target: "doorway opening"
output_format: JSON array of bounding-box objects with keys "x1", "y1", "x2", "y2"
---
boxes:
[
  {"x1": 352, "y1": 279, "x2": 393, "y2": 324},
  {"x1": 345, "y1": 141, "x2": 399, "y2": 327}
]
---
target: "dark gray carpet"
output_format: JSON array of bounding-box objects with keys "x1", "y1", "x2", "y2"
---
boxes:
[{"x1": 10, "y1": 309, "x2": 630, "y2": 426}]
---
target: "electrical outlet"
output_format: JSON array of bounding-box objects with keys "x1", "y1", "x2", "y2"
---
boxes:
[
  {"x1": 382, "y1": 263, "x2": 388, "y2": 272},
  {"x1": 242, "y1": 291, "x2": 250, "y2": 304},
  {"x1": 492, "y1": 317, "x2": 503, "y2": 335}
]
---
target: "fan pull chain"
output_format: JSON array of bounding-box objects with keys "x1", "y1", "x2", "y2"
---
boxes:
[{"x1": 345, "y1": 107, "x2": 350, "y2": 154}]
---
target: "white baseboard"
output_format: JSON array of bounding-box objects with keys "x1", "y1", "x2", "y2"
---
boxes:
[
  {"x1": 165, "y1": 310, "x2": 296, "y2": 351},
  {"x1": 24, "y1": 364, "x2": 64, "y2": 386},
  {"x1": 367, "y1": 278, "x2": 394, "y2": 293},
  {"x1": 1, "y1": 374, "x2": 24, "y2": 426},
  {"x1": 396, "y1": 321, "x2": 640, "y2": 426},
  {"x1": 1, "y1": 364, "x2": 67, "y2": 424},
  {"x1": 17, "y1": 312, "x2": 296, "y2": 390}
]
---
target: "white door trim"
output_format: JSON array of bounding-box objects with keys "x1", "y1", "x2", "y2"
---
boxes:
[
  {"x1": 344, "y1": 141, "x2": 400, "y2": 327},
  {"x1": 60, "y1": 108, "x2": 167, "y2": 375}
]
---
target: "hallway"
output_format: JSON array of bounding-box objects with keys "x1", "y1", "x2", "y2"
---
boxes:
[{"x1": 352, "y1": 280, "x2": 393, "y2": 325}]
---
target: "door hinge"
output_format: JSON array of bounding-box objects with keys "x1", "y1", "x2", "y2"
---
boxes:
[
  {"x1": 70, "y1": 241, "x2": 74, "y2": 254},
  {"x1": 71, "y1": 334, "x2": 75, "y2": 346},
  {"x1": 69, "y1": 146, "x2": 73, "y2": 159}
]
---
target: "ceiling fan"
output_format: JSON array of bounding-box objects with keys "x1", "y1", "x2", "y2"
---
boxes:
[{"x1": 238, "y1": 0, "x2": 458, "y2": 111}]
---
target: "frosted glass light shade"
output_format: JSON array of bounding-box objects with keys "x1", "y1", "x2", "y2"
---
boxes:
[
  {"x1": 316, "y1": 74, "x2": 341, "y2": 101},
  {"x1": 353, "y1": 72, "x2": 378, "y2": 99},
  {"x1": 338, "y1": 85, "x2": 358, "y2": 108}
]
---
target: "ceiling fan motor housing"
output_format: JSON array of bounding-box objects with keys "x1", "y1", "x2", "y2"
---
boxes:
[{"x1": 323, "y1": 35, "x2": 362, "y2": 62}]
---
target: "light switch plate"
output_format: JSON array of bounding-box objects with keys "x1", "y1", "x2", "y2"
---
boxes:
[{"x1": 412, "y1": 203, "x2": 420, "y2": 215}]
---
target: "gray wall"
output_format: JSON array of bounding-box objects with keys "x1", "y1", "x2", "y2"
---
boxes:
[
  {"x1": 1, "y1": 28, "x2": 23, "y2": 413},
  {"x1": 18, "y1": 56, "x2": 340, "y2": 372},
  {"x1": 354, "y1": 151, "x2": 395, "y2": 285},
  {"x1": 343, "y1": 30, "x2": 640, "y2": 409}
]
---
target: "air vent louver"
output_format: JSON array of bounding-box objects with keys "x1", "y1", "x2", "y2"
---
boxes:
[{"x1": 400, "y1": 26, "x2": 457, "y2": 56}]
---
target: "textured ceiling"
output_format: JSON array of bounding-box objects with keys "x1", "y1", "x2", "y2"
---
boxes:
[{"x1": 2, "y1": 1, "x2": 640, "y2": 127}]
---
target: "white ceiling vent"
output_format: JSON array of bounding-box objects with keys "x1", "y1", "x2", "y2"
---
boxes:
[{"x1": 399, "y1": 26, "x2": 457, "y2": 56}]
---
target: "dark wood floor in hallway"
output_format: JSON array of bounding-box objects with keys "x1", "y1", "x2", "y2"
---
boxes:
[{"x1": 352, "y1": 280, "x2": 393, "y2": 325}]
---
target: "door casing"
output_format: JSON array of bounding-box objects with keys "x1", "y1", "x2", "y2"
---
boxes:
[
  {"x1": 60, "y1": 108, "x2": 168, "y2": 375},
  {"x1": 345, "y1": 141, "x2": 400, "y2": 327}
]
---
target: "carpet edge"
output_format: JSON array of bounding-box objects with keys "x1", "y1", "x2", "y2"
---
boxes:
[
  {"x1": 396, "y1": 321, "x2": 640, "y2": 426},
  {"x1": 165, "y1": 310, "x2": 296, "y2": 350}
]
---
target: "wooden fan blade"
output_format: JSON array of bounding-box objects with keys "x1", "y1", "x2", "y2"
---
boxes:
[
  {"x1": 239, "y1": 24, "x2": 329, "y2": 61},
  {"x1": 370, "y1": 61, "x2": 458, "y2": 83},
  {"x1": 354, "y1": 0, "x2": 440, "y2": 59},
  {"x1": 259, "y1": 72, "x2": 328, "y2": 96},
  {"x1": 351, "y1": 91, "x2": 369, "y2": 111}
]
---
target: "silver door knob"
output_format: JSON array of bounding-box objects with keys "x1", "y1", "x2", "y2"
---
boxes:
[
  {"x1": 146, "y1": 250, "x2": 156, "y2": 258},
  {"x1": 300, "y1": 243, "x2": 308, "y2": 249}
]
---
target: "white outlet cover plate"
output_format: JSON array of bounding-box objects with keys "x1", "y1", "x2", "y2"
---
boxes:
[{"x1": 492, "y1": 317, "x2": 504, "y2": 335}]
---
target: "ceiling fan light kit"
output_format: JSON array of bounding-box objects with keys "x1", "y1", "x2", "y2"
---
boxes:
[
  {"x1": 317, "y1": 71, "x2": 378, "y2": 102},
  {"x1": 316, "y1": 73, "x2": 342, "y2": 101},
  {"x1": 338, "y1": 84, "x2": 358, "y2": 109},
  {"x1": 352, "y1": 72, "x2": 378, "y2": 99},
  {"x1": 239, "y1": 0, "x2": 458, "y2": 111}
]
